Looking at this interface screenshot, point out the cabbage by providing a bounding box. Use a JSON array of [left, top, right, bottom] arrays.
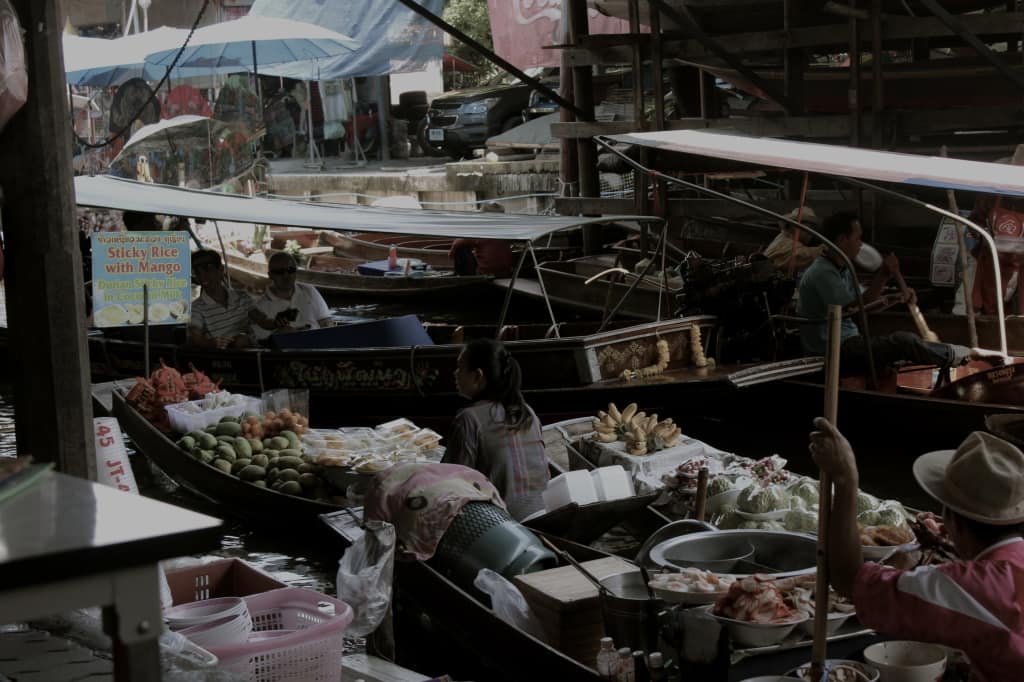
[[789, 495, 808, 511], [788, 478, 820, 507], [858, 509, 882, 526], [716, 505, 741, 529], [737, 484, 790, 513], [876, 502, 908, 527], [784, 509, 819, 533], [707, 476, 734, 498], [856, 492, 880, 513]]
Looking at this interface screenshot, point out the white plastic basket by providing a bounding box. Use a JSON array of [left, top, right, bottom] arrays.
[[165, 395, 263, 434], [205, 588, 353, 682]]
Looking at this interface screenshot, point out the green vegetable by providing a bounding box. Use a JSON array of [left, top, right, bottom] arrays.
[[737, 484, 789, 513], [856, 491, 880, 514], [788, 478, 820, 507], [784, 509, 818, 533], [707, 476, 733, 498]]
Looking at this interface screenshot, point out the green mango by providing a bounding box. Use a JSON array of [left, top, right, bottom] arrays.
[[278, 480, 302, 496], [277, 468, 300, 482], [247, 438, 263, 454], [231, 458, 252, 475], [215, 444, 237, 463], [197, 433, 218, 450], [238, 465, 267, 482], [219, 415, 240, 424], [276, 456, 304, 470], [233, 438, 252, 458], [177, 436, 196, 451], [249, 479, 266, 488], [251, 454, 269, 469], [212, 458, 232, 474], [215, 421, 242, 437], [269, 436, 290, 451], [298, 472, 318, 490]]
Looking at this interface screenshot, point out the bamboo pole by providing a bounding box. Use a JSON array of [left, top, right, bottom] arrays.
[[810, 304, 842, 681]]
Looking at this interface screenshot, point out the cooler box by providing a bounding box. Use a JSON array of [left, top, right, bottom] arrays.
[[357, 259, 394, 277], [269, 315, 434, 350]]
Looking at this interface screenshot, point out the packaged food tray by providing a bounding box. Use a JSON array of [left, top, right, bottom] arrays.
[[165, 395, 263, 434], [205, 587, 353, 682]]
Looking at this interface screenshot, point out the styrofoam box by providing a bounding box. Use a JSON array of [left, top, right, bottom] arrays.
[[591, 466, 634, 502], [165, 395, 263, 435], [543, 470, 598, 511]]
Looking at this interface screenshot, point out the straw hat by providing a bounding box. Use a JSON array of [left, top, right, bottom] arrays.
[[779, 206, 819, 229], [913, 431, 1024, 525]]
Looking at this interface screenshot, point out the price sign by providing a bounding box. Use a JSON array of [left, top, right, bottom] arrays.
[[93, 417, 139, 494]]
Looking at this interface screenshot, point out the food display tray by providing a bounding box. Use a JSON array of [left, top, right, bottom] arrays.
[[730, 617, 875, 664]]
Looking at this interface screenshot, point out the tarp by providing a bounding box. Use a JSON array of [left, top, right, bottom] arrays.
[[605, 130, 1024, 198], [74, 175, 653, 241], [247, 0, 443, 79]]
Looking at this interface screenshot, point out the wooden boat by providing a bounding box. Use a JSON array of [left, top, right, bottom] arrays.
[[868, 310, 1024, 356], [320, 230, 454, 268], [111, 390, 345, 528], [224, 250, 493, 299], [84, 316, 817, 435], [494, 255, 681, 321]]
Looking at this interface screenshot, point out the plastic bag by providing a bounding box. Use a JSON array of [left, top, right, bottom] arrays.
[[473, 568, 547, 642], [336, 519, 396, 637], [0, 0, 25, 134], [261, 388, 309, 417]]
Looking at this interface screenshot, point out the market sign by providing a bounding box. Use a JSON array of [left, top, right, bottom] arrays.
[[91, 231, 191, 327]]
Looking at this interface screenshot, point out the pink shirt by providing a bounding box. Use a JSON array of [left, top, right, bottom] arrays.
[[852, 537, 1024, 682]]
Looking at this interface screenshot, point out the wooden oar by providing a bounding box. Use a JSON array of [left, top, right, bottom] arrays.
[[894, 271, 939, 343], [810, 304, 842, 682]]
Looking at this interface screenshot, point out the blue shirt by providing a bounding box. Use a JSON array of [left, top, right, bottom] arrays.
[[797, 256, 860, 355]]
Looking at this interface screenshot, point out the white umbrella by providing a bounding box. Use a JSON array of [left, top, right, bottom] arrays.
[[143, 16, 360, 73]]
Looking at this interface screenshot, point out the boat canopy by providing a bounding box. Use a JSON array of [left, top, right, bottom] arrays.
[[604, 130, 1024, 197], [74, 175, 654, 241]]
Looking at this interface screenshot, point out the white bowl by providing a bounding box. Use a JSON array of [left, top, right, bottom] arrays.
[[164, 597, 248, 630], [178, 612, 253, 648], [787, 659, 880, 682], [797, 610, 855, 637], [863, 641, 947, 682], [707, 607, 808, 648], [651, 584, 730, 605]]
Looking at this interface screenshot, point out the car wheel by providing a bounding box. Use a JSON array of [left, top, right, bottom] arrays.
[[416, 120, 447, 158]]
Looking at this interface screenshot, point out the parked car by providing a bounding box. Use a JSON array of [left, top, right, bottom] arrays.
[[422, 68, 555, 159], [522, 77, 561, 122]]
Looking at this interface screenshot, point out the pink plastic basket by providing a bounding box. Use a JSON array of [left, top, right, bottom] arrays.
[[204, 588, 353, 681]]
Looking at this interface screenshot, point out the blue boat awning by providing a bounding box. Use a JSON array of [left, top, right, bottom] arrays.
[[604, 130, 1024, 198], [74, 175, 654, 242]]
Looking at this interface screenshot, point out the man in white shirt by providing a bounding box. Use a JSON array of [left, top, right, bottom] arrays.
[[250, 252, 332, 343]]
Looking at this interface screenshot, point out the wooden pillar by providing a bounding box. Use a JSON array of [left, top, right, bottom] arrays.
[[783, 0, 805, 115], [0, 0, 95, 477], [566, 0, 600, 253], [629, 0, 649, 256]]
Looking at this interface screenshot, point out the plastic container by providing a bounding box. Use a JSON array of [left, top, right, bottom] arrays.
[[179, 612, 253, 648], [375, 417, 418, 437], [862, 641, 947, 682], [591, 466, 634, 502], [163, 558, 286, 605], [543, 470, 599, 510], [164, 596, 250, 631], [165, 395, 263, 434], [205, 587, 354, 682]]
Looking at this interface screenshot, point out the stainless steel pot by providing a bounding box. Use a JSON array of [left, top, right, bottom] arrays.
[[647, 529, 818, 578]]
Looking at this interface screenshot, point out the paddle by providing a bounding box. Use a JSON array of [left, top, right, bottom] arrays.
[[894, 270, 939, 343], [810, 304, 842, 682]]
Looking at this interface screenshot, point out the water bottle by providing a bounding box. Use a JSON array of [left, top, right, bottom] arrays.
[[647, 652, 667, 682], [388, 244, 398, 270], [616, 647, 635, 682], [596, 637, 618, 680], [632, 651, 648, 682]]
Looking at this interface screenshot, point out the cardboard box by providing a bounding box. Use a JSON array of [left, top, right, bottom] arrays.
[[513, 556, 635, 665]]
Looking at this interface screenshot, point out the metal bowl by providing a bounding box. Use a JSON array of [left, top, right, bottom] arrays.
[[705, 606, 808, 648], [647, 530, 818, 578]]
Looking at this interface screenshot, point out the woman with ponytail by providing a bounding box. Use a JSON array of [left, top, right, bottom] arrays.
[[443, 338, 550, 520]]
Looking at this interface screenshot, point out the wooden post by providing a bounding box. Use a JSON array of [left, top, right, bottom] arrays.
[[810, 304, 842, 681], [0, 0, 95, 477], [565, 0, 600, 253], [559, 20, 579, 202], [784, 0, 805, 116]]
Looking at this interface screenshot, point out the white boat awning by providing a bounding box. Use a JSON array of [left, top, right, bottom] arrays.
[[74, 175, 653, 242], [605, 130, 1024, 197]]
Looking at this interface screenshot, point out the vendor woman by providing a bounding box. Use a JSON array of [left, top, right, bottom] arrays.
[[442, 338, 549, 521], [810, 418, 1024, 681]]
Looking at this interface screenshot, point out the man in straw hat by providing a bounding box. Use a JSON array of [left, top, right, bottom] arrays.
[[811, 418, 1024, 681], [762, 205, 824, 273]]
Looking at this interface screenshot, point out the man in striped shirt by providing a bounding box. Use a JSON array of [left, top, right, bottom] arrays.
[[811, 419, 1024, 682], [188, 250, 254, 349]]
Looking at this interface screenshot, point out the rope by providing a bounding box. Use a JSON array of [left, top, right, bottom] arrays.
[[75, 0, 211, 149]]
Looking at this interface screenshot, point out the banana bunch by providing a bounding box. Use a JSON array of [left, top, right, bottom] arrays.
[[593, 402, 641, 442], [620, 339, 672, 382], [690, 326, 708, 369], [648, 418, 682, 451]]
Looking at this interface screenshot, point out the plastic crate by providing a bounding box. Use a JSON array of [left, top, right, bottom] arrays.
[[164, 558, 287, 605], [205, 588, 353, 682], [164, 395, 263, 435]]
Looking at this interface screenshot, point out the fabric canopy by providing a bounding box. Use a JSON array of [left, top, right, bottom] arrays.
[[63, 27, 222, 86], [606, 130, 1024, 198], [248, 0, 443, 79], [74, 175, 652, 241]]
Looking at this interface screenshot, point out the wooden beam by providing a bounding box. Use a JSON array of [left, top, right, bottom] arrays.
[[559, 13, 1024, 63], [1, 0, 95, 477]]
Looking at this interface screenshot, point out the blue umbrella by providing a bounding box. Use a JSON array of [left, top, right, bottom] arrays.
[[143, 16, 360, 75]]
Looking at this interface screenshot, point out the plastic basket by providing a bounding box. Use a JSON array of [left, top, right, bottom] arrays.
[[205, 588, 353, 682], [165, 395, 263, 434], [164, 558, 287, 605]]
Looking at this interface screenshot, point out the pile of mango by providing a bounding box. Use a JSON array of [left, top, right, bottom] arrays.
[[176, 415, 341, 504]]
